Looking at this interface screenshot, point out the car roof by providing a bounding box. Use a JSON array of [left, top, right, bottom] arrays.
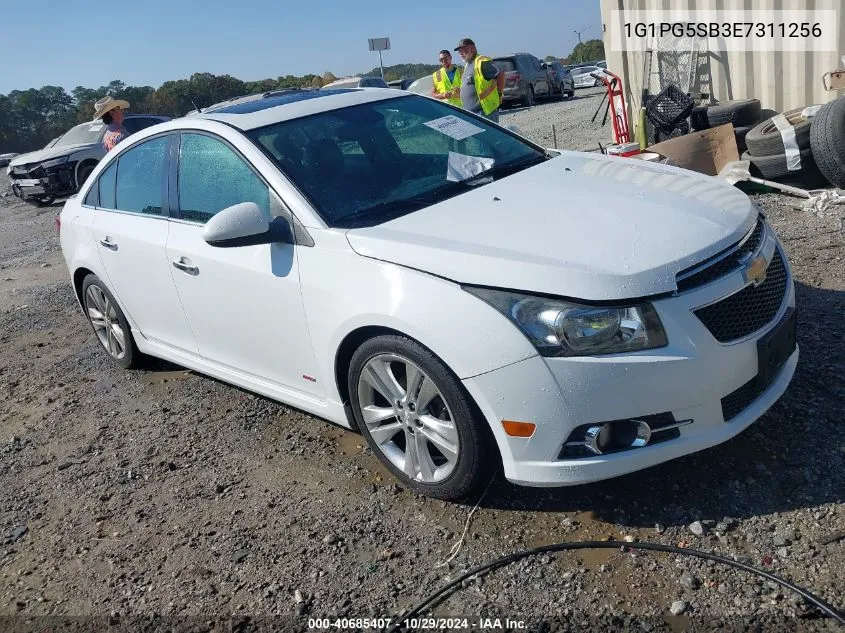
[[197, 89, 307, 115], [194, 88, 409, 131]]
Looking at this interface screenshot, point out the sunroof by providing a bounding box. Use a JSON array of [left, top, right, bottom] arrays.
[[211, 89, 360, 114]]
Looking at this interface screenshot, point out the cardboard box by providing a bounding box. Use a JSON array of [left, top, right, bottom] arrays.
[[647, 123, 739, 176]]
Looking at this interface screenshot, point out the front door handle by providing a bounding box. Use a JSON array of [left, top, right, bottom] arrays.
[[172, 258, 199, 275], [99, 237, 118, 250]]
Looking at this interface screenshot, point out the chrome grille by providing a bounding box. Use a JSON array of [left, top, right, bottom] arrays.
[[694, 249, 788, 343], [676, 217, 766, 293]]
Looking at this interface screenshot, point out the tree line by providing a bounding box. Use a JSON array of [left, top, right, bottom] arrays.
[[0, 39, 603, 155], [0, 67, 435, 155]]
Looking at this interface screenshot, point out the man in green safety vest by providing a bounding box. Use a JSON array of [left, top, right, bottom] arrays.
[[430, 49, 463, 107], [454, 37, 504, 123]]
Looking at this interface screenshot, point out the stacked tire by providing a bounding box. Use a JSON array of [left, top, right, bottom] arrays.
[[690, 99, 762, 152], [809, 97, 845, 188], [742, 107, 827, 188]]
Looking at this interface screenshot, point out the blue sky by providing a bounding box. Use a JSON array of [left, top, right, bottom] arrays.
[[0, 0, 602, 95]]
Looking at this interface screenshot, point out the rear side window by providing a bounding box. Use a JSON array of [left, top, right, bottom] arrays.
[[114, 136, 169, 215], [97, 162, 117, 208], [493, 58, 516, 72], [177, 133, 270, 224]]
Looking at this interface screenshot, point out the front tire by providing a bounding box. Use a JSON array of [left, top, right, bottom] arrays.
[[81, 274, 140, 369], [75, 161, 97, 191], [348, 335, 495, 501]]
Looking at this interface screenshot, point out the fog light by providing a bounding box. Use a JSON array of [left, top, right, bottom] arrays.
[[584, 424, 611, 455], [613, 419, 652, 448], [559, 413, 691, 460]]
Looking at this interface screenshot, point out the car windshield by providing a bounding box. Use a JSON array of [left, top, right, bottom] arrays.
[[247, 95, 548, 228], [572, 67, 597, 76], [54, 122, 107, 147]]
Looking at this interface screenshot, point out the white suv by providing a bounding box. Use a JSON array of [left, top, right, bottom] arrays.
[[59, 89, 797, 500]]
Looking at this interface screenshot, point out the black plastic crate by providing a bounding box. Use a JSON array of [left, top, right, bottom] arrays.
[[646, 85, 695, 130]]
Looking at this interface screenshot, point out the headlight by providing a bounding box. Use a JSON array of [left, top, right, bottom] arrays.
[[464, 287, 667, 357], [42, 156, 69, 169]]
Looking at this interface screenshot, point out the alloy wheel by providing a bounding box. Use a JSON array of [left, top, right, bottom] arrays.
[[356, 353, 460, 483], [85, 285, 126, 360]]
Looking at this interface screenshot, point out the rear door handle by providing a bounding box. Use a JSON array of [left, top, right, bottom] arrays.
[[99, 237, 118, 250], [172, 258, 199, 275]]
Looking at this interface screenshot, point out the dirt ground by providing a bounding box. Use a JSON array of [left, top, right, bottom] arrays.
[[1, 130, 843, 633]]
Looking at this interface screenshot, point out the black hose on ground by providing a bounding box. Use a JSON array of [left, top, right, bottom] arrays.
[[386, 540, 845, 632]]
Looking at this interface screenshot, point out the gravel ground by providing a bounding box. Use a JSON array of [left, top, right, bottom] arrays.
[[500, 87, 611, 151], [1, 94, 844, 633]]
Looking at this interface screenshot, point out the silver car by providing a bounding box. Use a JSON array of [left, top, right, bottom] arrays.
[[571, 66, 602, 89]]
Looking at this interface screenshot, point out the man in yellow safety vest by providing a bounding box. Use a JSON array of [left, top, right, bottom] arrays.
[[430, 50, 463, 107], [454, 38, 504, 123]]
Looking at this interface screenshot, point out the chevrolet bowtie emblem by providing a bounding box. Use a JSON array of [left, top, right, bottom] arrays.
[[744, 255, 769, 286]]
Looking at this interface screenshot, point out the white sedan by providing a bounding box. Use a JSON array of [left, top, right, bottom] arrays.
[[59, 88, 797, 500], [571, 66, 603, 88]]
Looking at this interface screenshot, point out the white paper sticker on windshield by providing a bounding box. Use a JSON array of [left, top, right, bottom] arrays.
[[424, 115, 484, 140], [89, 124, 104, 132], [446, 151, 495, 182]]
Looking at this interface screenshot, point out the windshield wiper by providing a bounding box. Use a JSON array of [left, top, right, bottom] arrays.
[[334, 181, 468, 228]]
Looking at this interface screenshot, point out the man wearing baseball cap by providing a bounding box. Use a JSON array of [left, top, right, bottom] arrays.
[[93, 96, 131, 151], [454, 38, 504, 122]]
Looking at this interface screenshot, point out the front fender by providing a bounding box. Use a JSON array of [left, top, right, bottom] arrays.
[[297, 231, 538, 403]]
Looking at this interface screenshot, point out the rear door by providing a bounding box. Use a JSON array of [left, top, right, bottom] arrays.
[[90, 134, 199, 354]]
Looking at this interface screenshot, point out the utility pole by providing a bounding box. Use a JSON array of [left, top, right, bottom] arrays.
[[573, 26, 591, 63]]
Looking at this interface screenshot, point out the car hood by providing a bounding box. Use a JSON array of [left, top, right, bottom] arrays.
[[9, 143, 96, 167], [345, 152, 757, 301]]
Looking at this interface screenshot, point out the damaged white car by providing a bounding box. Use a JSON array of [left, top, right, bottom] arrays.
[[58, 89, 797, 500], [8, 115, 168, 205]]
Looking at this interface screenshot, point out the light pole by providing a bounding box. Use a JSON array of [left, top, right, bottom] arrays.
[[573, 26, 591, 62]]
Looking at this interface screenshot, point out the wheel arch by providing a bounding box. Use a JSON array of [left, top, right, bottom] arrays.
[[333, 326, 493, 444], [74, 158, 100, 191], [72, 266, 96, 309]]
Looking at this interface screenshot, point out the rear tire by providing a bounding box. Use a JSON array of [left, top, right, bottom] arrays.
[[348, 335, 496, 501], [523, 85, 535, 108], [81, 274, 141, 369]]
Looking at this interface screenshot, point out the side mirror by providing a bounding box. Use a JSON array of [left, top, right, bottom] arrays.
[[203, 202, 293, 248]]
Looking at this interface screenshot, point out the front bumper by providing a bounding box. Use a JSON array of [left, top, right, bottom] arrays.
[[10, 163, 77, 200], [462, 241, 798, 487]]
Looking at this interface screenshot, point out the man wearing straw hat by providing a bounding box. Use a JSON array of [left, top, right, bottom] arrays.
[[93, 96, 131, 152]]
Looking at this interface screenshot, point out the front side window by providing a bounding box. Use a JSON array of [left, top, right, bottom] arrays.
[[177, 133, 270, 224], [248, 95, 547, 228], [114, 136, 169, 215]]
